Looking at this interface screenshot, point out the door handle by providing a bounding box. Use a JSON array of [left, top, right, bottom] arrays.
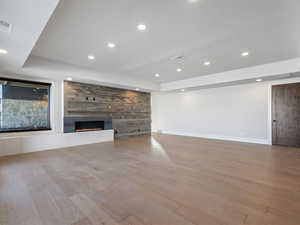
[[273, 120, 277, 122]]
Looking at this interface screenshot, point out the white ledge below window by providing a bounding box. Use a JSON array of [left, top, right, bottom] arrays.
[[0, 129, 114, 157]]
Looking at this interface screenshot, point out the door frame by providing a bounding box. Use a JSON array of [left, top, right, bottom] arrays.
[[267, 77, 300, 145]]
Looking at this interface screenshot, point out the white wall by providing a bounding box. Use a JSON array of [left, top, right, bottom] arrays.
[[153, 82, 266, 144], [153, 78, 300, 144]]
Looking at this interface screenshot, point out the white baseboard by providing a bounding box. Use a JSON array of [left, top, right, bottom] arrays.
[[0, 130, 114, 157], [156, 130, 269, 145]]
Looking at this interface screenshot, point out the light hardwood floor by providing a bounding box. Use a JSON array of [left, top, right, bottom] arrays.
[[1, 134, 300, 225]]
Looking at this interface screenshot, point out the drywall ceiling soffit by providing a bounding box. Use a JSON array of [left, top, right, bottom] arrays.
[[0, 0, 59, 69]]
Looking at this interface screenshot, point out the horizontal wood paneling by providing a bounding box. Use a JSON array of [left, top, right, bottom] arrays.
[[64, 81, 151, 138]]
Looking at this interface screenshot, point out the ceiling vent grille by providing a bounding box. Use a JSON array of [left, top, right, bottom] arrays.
[[170, 55, 185, 61], [0, 20, 13, 33]]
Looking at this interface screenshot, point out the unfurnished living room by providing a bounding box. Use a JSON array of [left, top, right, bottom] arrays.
[[1, 0, 300, 225]]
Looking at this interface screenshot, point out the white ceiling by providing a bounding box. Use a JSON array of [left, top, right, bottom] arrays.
[[28, 0, 300, 83], [0, 0, 299, 92], [0, 0, 59, 69]]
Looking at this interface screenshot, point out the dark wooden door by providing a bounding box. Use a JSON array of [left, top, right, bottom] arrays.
[[272, 83, 300, 147]]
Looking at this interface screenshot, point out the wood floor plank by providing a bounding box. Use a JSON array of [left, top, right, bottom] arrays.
[[1, 134, 300, 225], [120, 216, 148, 225], [70, 194, 121, 225], [0, 157, 44, 225], [30, 184, 84, 225], [71, 218, 93, 225]]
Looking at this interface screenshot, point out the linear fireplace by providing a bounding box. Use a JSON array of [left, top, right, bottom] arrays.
[[75, 121, 104, 132], [64, 116, 112, 133]]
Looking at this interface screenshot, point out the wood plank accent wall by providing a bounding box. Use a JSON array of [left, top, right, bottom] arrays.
[[64, 81, 151, 138]]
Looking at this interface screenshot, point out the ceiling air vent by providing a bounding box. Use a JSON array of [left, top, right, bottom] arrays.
[[170, 55, 185, 61], [0, 20, 13, 33]]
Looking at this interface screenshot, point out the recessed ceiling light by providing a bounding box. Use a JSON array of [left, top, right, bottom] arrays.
[[88, 55, 95, 60], [176, 68, 182, 72], [155, 73, 160, 77], [135, 88, 140, 91], [0, 49, 8, 54], [241, 52, 249, 57], [67, 77, 73, 81], [181, 89, 185, 92], [256, 79, 263, 82], [188, 0, 199, 3], [137, 24, 147, 31], [107, 42, 116, 48], [204, 61, 211, 66]]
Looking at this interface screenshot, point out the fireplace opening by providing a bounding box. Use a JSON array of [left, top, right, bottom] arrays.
[[75, 121, 104, 132]]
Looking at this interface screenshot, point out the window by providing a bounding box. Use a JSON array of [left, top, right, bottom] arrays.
[[0, 78, 51, 133]]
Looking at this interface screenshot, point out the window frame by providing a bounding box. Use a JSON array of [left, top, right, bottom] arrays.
[[0, 77, 52, 133]]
